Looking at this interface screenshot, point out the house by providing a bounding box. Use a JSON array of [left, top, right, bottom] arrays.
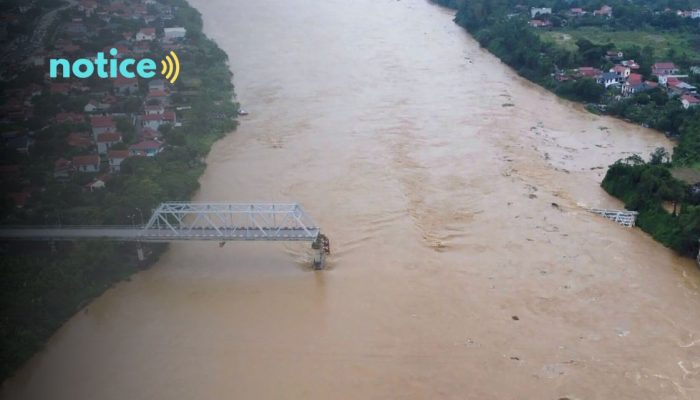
[[136, 27, 156, 41], [141, 111, 176, 130], [163, 27, 186, 41], [84, 99, 109, 113], [72, 154, 100, 172], [611, 65, 631, 78], [569, 8, 586, 17], [528, 19, 552, 28], [66, 132, 93, 148], [594, 5, 613, 17], [682, 94, 700, 109], [621, 60, 640, 70], [141, 127, 162, 141], [129, 140, 164, 157], [96, 132, 122, 154], [54, 158, 72, 179], [84, 100, 98, 113], [90, 115, 116, 139], [622, 74, 643, 96], [667, 78, 697, 96], [107, 150, 130, 172], [113, 75, 139, 95], [146, 89, 169, 105], [598, 72, 622, 88], [530, 7, 551, 18], [606, 51, 624, 61], [145, 104, 165, 115], [85, 176, 108, 191], [577, 67, 602, 78], [652, 62, 679, 76], [148, 79, 166, 92]]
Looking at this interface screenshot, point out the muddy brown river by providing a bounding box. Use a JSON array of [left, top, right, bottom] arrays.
[[4, 1, 700, 399]]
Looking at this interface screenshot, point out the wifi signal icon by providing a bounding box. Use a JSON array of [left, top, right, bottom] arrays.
[[160, 51, 180, 84]]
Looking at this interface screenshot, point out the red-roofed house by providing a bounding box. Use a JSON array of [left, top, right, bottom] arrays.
[[108, 150, 130, 172], [113, 75, 139, 95], [96, 132, 122, 154], [682, 95, 700, 109], [628, 73, 643, 86], [67, 132, 92, 148], [141, 127, 162, 141], [528, 19, 552, 28], [136, 27, 156, 41], [577, 67, 602, 78], [91, 115, 116, 138], [652, 62, 679, 76], [146, 90, 169, 105], [129, 140, 164, 157], [72, 154, 100, 172], [594, 5, 613, 17]]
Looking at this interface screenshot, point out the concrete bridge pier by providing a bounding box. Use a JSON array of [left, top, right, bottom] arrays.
[[312, 234, 330, 270], [136, 242, 145, 262]]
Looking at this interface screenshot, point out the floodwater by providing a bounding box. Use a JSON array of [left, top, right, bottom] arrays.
[[4, 1, 700, 399]]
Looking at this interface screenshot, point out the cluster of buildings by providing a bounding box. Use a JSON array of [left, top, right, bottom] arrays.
[[560, 53, 700, 108], [0, 0, 189, 207], [528, 5, 613, 27]]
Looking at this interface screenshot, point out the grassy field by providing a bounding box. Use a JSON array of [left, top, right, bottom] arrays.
[[539, 27, 700, 58]]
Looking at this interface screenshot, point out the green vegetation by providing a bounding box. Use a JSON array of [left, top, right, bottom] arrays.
[[540, 28, 699, 58], [0, 0, 237, 381]]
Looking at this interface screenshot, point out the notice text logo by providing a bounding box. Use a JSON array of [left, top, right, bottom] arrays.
[[49, 48, 181, 83]]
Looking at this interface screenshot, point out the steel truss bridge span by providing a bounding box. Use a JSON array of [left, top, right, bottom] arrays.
[[0, 203, 321, 242], [0, 202, 329, 268]]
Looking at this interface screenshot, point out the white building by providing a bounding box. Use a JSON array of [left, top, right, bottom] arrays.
[[164, 27, 186, 40], [531, 7, 552, 18]]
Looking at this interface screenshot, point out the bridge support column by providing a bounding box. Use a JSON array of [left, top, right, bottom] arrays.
[[312, 234, 330, 270], [136, 242, 144, 262]]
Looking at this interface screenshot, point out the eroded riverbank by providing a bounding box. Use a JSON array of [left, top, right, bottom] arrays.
[[3, 1, 700, 399]]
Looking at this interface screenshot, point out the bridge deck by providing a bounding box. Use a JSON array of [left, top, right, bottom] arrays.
[[0, 227, 320, 242]]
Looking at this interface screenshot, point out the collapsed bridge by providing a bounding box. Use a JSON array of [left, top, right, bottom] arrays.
[[0, 202, 330, 269]]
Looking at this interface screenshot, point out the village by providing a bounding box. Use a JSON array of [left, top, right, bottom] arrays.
[[526, 5, 700, 111], [0, 0, 193, 209]]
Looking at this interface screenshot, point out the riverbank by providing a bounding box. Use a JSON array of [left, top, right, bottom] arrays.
[[434, 0, 700, 258], [0, 0, 238, 382]]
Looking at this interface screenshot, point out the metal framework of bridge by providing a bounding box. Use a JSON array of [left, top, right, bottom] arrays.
[[589, 208, 639, 227], [0, 202, 330, 268]]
